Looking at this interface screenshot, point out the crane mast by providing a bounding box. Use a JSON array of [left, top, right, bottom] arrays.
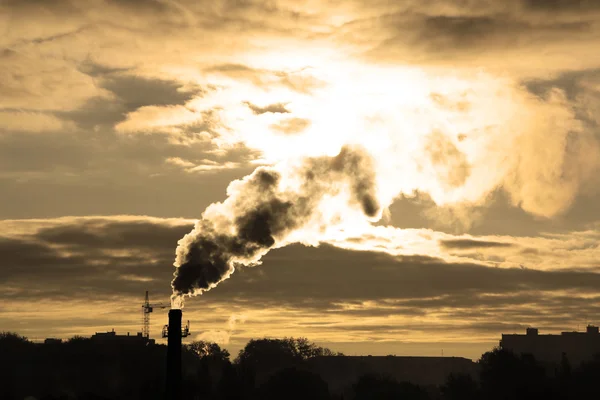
[[141, 290, 168, 339]]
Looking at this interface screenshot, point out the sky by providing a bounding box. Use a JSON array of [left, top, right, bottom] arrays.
[[1, 0, 600, 360]]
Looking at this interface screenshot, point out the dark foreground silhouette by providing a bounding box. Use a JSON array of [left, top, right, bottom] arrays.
[[2, 332, 600, 400]]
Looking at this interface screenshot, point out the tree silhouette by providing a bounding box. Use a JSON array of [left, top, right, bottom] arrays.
[[235, 337, 300, 386], [441, 373, 480, 400], [236, 337, 340, 366], [187, 340, 230, 362], [0, 332, 34, 400], [234, 337, 342, 386], [0, 331, 30, 345], [9, 331, 600, 400], [479, 347, 549, 400], [291, 337, 344, 359], [216, 362, 247, 400], [259, 367, 330, 400], [352, 374, 430, 400], [572, 353, 600, 398]]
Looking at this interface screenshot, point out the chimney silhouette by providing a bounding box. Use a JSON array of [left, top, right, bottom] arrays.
[[165, 309, 182, 400]]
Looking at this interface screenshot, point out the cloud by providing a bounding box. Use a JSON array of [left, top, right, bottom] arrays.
[[165, 157, 243, 173], [1, 215, 598, 304], [0, 49, 107, 111], [439, 239, 515, 250], [55, 67, 210, 131], [205, 64, 326, 94], [0, 124, 260, 219], [325, 225, 600, 272], [0, 111, 73, 133], [2, 0, 598, 227], [1, 216, 600, 354], [424, 131, 471, 189], [165, 157, 197, 169], [114, 105, 202, 134], [2, 0, 600, 358], [244, 101, 290, 115], [0, 216, 194, 304], [270, 117, 311, 134], [187, 160, 242, 173], [33, 216, 194, 251], [417, 14, 591, 51], [522, 0, 600, 12], [99, 73, 204, 111], [336, 1, 600, 73]]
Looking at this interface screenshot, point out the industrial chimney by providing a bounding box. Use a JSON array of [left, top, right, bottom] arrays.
[[165, 309, 182, 400]]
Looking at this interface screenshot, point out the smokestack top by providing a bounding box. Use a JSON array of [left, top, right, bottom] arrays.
[[169, 308, 182, 317]]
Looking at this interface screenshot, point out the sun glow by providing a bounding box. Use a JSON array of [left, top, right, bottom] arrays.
[[180, 54, 585, 221], [169, 48, 595, 302]]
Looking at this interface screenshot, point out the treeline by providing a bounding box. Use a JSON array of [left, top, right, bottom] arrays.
[[0, 333, 341, 400], [2, 332, 600, 400]]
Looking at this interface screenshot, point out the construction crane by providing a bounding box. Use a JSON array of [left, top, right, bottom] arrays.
[[141, 291, 168, 339]]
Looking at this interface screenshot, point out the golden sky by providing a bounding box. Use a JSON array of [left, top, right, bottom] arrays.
[[1, 0, 600, 360]]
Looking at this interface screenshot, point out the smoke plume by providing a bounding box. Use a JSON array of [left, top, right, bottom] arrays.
[[170, 67, 600, 306], [171, 145, 379, 304]]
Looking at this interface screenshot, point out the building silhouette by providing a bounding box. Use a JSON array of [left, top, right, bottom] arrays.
[[500, 325, 600, 365], [91, 329, 156, 345]]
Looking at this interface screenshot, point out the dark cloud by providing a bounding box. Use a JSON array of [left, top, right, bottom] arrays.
[[244, 101, 290, 115], [1, 0, 81, 16], [219, 244, 600, 304], [329, 321, 529, 335], [522, 0, 600, 11], [420, 14, 591, 49], [523, 68, 600, 128], [384, 188, 600, 237], [0, 221, 589, 305], [0, 236, 76, 271], [100, 75, 203, 111], [440, 239, 514, 250], [61, 67, 207, 129], [105, 0, 171, 13], [23, 26, 89, 45], [2, 217, 600, 343], [421, 15, 513, 48], [356, 4, 596, 65], [524, 68, 600, 101], [0, 225, 175, 301], [36, 219, 193, 251], [78, 61, 131, 78]]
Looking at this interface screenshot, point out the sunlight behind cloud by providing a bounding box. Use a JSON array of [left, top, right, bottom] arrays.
[[167, 51, 598, 303], [172, 57, 595, 220]]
